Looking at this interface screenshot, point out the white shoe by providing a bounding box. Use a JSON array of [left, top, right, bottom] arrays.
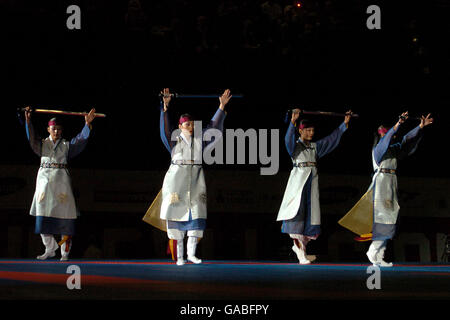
[[375, 246, 393, 267], [37, 250, 56, 260], [299, 259, 310, 265], [292, 245, 310, 265], [60, 255, 69, 261], [37, 237, 59, 260], [366, 242, 381, 265], [176, 259, 186, 266], [378, 260, 393, 267], [187, 255, 202, 264], [366, 251, 378, 265], [373, 241, 392, 267], [306, 255, 317, 262]]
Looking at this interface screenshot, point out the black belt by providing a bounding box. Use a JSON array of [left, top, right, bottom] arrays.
[[293, 162, 317, 168], [40, 163, 68, 169]]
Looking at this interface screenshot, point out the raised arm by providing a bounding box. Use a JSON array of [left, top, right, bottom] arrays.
[[315, 110, 352, 158], [373, 111, 407, 164], [68, 108, 96, 159], [315, 122, 347, 158], [284, 108, 300, 157], [203, 89, 231, 150], [285, 122, 297, 157], [206, 108, 226, 130], [398, 113, 433, 157], [373, 127, 396, 164], [206, 89, 231, 131], [160, 88, 175, 153], [24, 107, 42, 157]]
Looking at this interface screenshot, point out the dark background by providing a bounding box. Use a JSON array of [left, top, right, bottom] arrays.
[[0, 0, 449, 262]]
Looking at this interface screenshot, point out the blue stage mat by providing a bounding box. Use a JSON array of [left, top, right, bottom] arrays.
[[1, 259, 449, 300]]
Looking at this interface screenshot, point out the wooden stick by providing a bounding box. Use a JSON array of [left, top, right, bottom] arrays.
[[18, 107, 106, 118]]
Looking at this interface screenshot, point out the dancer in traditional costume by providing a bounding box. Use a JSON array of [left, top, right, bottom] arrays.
[[339, 111, 434, 266], [277, 109, 352, 264], [159, 88, 231, 265], [24, 107, 96, 261]]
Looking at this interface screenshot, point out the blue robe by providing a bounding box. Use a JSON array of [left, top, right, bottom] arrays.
[[371, 125, 423, 240], [25, 122, 90, 235], [160, 104, 226, 230], [279, 122, 347, 236]]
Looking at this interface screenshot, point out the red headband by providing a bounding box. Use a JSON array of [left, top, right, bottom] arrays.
[[179, 116, 192, 125], [378, 127, 389, 135], [48, 120, 56, 127], [299, 123, 314, 130]]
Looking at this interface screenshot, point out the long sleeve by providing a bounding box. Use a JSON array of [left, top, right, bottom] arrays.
[[25, 121, 42, 157], [206, 108, 226, 131], [160, 103, 174, 153], [396, 125, 423, 159], [315, 122, 348, 158], [373, 125, 399, 165], [68, 124, 91, 159], [285, 122, 297, 157], [203, 108, 226, 148]]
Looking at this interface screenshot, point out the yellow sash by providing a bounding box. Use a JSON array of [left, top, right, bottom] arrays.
[[338, 189, 374, 237], [142, 190, 167, 232]]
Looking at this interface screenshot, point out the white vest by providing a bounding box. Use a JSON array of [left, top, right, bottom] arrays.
[[276, 141, 321, 225], [30, 137, 78, 219], [160, 133, 207, 221], [371, 149, 400, 225]]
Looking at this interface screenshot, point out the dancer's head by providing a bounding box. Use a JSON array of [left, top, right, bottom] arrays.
[[377, 125, 389, 137], [47, 118, 63, 141], [178, 113, 194, 137], [298, 119, 315, 142], [373, 124, 395, 148]]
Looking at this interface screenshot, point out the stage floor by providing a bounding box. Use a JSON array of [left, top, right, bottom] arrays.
[[1, 259, 449, 300]]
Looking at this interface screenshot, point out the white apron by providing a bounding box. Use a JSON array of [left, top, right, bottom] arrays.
[[160, 133, 207, 221], [30, 138, 78, 220], [277, 142, 320, 225], [372, 151, 400, 225]]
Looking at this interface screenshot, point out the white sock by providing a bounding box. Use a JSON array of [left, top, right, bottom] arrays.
[[187, 236, 202, 264], [176, 240, 185, 265], [367, 240, 385, 264]]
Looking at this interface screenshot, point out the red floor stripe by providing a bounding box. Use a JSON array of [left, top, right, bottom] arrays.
[[408, 272, 450, 276]]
